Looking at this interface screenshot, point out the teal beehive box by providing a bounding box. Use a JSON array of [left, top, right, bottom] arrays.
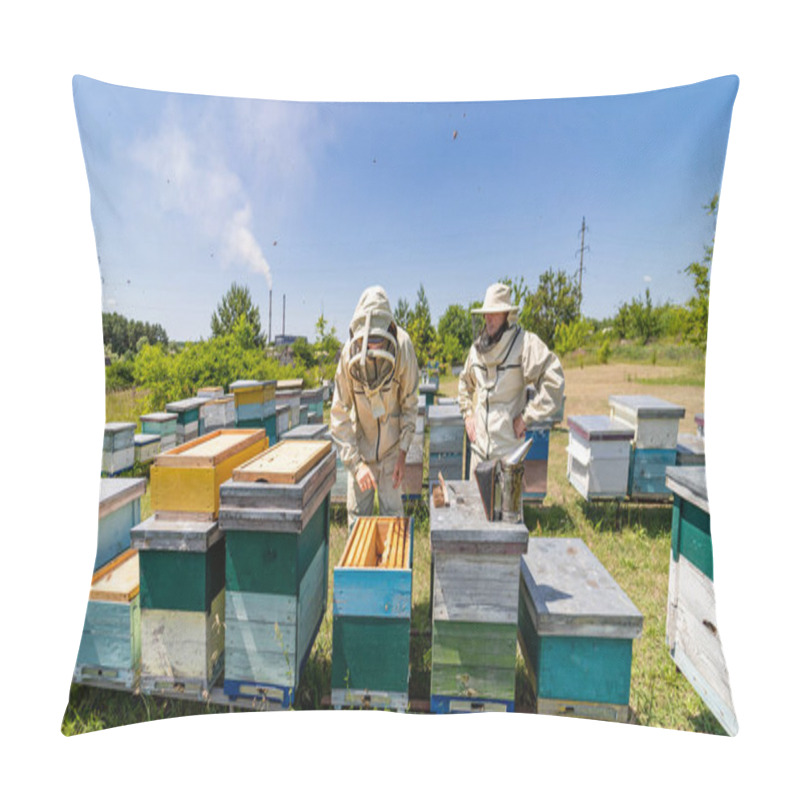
[[518, 537, 643, 722], [97, 477, 146, 571]]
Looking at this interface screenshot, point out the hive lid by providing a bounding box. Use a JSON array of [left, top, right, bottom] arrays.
[[567, 415, 635, 441], [153, 428, 265, 468], [232, 439, 332, 484], [428, 405, 463, 424], [608, 395, 685, 419], [134, 433, 161, 445], [280, 424, 329, 441], [521, 538, 643, 638], [104, 421, 136, 434], [131, 515, 221, 551], [665, 465, 708, 511], [99, 477, 146, 518], [165, 397, 208, 413], [140, 411, 178, 422]]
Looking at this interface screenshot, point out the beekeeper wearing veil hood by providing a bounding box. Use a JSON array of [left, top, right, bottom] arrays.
[[330, 286, 419, 530], [459, 282, 565, 471]]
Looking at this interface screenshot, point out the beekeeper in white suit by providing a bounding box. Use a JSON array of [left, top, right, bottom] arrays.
[[330, 286, 419, 530], [458, 282, 565, 471]]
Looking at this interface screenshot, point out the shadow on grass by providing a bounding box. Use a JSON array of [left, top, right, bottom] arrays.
[[688, 706, 728, 736], [524, 504, 577, 535], [581, 501, 672, 537]]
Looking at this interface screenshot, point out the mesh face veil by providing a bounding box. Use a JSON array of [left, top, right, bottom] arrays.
[[347, 307, 398, 393]]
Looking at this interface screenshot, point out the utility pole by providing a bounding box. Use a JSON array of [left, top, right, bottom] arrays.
[[576, 217, 589, 313]]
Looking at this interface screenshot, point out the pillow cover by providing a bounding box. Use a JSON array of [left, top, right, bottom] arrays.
[[65, 74, 738, 735]]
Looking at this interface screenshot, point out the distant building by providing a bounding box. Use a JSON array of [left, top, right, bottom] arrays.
[[273, 334, 298, 347]]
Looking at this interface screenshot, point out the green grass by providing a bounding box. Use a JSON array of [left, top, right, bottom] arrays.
[[68, 360, 724, 735]]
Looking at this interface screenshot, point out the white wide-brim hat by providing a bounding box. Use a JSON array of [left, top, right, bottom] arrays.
[[471, 282, 519, 315]]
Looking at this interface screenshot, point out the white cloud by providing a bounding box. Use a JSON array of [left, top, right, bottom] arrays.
[[643, 275, 652, 283]]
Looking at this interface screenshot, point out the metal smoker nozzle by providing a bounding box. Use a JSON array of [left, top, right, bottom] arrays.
[[503, 436, 534, 466]]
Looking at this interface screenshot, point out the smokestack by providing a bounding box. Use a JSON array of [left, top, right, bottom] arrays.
[[268, 290, 272, 345], [282, 294, 286, 338]]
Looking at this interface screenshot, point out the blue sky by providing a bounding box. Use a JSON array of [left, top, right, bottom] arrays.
[[74, 75, 737, 343]]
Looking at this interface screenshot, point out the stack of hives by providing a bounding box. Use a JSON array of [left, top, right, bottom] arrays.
[[231, 379, 277, 444], [428, 404, 466, 484], [419, 374, 437, 409], [402, 417, 424, 500], [518, 538, 643, 722], [102, 422, 136, 475], [73, 477, 146, 689], [566, 415, 635, 500], [197, 386, 236, 434], [665, 465, 737, 735], [609, 395, 685, 500], [131, 428, 267, 699], [219, 439, 335, 707], [301, 387, 324, 425], [276, 381, 302, 429], [165, 397, 207, 443], [140, 411, 178, 452], [332, 516, 413, 711], [429, 480, 528, 713]]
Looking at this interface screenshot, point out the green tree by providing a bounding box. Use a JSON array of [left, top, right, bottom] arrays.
[[102, 311, 168, 357], [393, 297, 411, 329], [407, 284, 437, 366], [519, 268, 582, 349], [436, 303, 473, 365], [210, 282, 266, 348], [553, 316, 592, 356], [684, 194, 718, 352]]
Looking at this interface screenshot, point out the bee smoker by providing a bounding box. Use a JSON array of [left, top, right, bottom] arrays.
[[474, 437, 533, 524]]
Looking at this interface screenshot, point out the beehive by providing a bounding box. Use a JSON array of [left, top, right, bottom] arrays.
[[197, 386, 224, 399], [518, 538, 643, 722], [149, 429, 267, 518], [429, 480, 528, 713], [166, 397, 207, 442], [428, 404, 465, 482], [140, 412, 178, 452], [676, 433, 705, 466], [332, 516, 413, 711], [74, 549, 141, 690], [301, 387, 324, 424], [131, 516, 225, 698], [231, 380, 277, 438], [102, 422, 136, 475], [97, 477, 146, 571], [566, 415, 634, 500], [199, 394, 236, 433], [276, 403, 291, 440], [523, 423, 551, 502], [419, 380, 437, 408], [665, 466, 737, 736], [134, 432, 161, 464], [402, 434, 424, 500], [219, 445, 335, 707], [276, 387, 302, 428]]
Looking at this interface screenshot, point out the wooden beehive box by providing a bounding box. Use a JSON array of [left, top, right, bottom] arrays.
[[429, 480, 528, 713], [628, 446, 677, 500], [199, 394, 236, 433], [97, 477, 146, 571], [332, 516, 413, 711], [301, 387, 324, 423], [523, 423, 551, 503], [428, 404, 465, 481], [566, 415, 634, 500], [102, 422, 136, 475], [519, 538, 643, 722], [219, 449, 336, 707], [608, 394, 685, 449], [131, 516, 225, 698], [134, 432, 161, 464], [140, 411, 178, 452], [149, 428, 266, 518], [676, 432, 705, 466], [665, 466, 737, 736], [197, 386, 224, 398], [276, 388, 302, 428], [280, 423, 329, 441], [420, 381, 437, 407], [402, 434, 424, 500], [166, 397, 207, 442], [74, 548, 141, 690], [275, 403, 291, 440]]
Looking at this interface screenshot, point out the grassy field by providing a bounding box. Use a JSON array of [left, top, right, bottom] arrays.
[[64, 355, 723, 735]]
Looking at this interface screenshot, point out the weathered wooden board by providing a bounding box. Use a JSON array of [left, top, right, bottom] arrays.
[[232, 439, 331, 484], [131, 515, 222, 552], [666, 465, 710, 514], [99, 477, 146, 520]]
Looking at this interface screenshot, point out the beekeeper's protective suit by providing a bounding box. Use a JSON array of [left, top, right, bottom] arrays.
[[330, 286, 419, 529], [458, 283, 565, 470]]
